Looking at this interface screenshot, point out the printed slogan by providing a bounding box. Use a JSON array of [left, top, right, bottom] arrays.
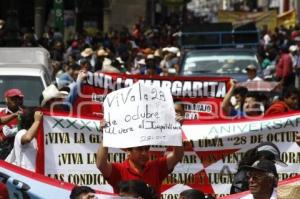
[[39, 112, 300, 197]]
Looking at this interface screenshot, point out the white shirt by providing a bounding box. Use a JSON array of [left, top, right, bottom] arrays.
[[247, 76, 263, 82], [240, 189, 277, 199], [5, 129, 37, 172]]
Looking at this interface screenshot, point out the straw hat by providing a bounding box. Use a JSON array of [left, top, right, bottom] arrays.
[[40, 84, 68, 107], [81, 48, 94, 57], [101, 58, 120, 73], [97, 49, 108, 57]]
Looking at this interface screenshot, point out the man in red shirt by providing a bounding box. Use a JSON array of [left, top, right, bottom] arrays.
[[0, 88, 24, 199], [0, 88, 24, 159], [265, 87, 299, 115], [276, 45, 294, 89], [96, 143, 184, 197]]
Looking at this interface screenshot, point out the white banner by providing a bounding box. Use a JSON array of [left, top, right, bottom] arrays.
[[103, 82, 182, 148], [41, 112, 300, 198]]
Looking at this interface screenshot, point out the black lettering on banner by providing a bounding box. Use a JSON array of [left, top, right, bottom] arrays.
[[48, 173, 65, 181], [221, 152, 244, 164], [58, 153, 83, 165], [45, 132, 70, 145], [277, 173, 298, 181], [266, 131, 297, 142], [164, 173, 196, 184], [232, 136, 247, 145], [208, 172, 234, 184], [196, 138, 223, 148], [74, 133, 85, 143], [180, 154, 197, 164], [89, 134, 101, 143], [161, 194, 180, 199], [281, 152, 300, 164], [67, 173, 108, 185]]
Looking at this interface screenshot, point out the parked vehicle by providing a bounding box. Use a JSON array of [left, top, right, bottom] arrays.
[[179, 22, 261, 82], [180, 48, 261, 82], [0, 48, 52, 107]]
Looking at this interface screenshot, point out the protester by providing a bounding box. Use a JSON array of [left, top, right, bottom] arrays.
[[70, 186, 96, 199], [40, 84, 69, 110], [245, 64, 262, 82], [179, 189, 206, 199], [5, 108, 43, 171], [118, 180, 157, 199], [240, 159, 278, 199], [0, 88, 24, 159], [276, 44, 294, 89], [96, 140, 184, 197], [265, 86, 299, 115], [222, 79, 248, 117], [57, 63, 81, 88], [230, 142, 285, 194]]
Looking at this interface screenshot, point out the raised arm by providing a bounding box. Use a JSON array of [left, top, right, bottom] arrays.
[[96, 142, 112, 178], [21, 111, 43, 145], [0, 111, 20, 124], [221, 79, 236, 116], [96, 120, 112, 178], [166, 145, 184, 171]]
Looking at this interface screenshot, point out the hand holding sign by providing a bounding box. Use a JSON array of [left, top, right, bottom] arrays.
[[103, 81, 182, 148]]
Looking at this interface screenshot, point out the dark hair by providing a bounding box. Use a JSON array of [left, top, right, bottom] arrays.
[[70, 186, 95, 199], [233, 87, 248, 97], [283, 86, 299, 99], [245, 92, 261, 101], [118, 180, 157, 199], [69, 63, 80, 70], [19, 107, 37, 130], [179, 189, 206, 199]]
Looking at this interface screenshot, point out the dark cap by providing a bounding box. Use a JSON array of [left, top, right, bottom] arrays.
[[4, 88, 24, 98], [256, 142, 287, 166], [242, 159, 278, 177]]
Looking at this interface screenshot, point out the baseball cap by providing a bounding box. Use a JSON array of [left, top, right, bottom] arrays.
[[4, 88, 24, 98], [256, 142, 287, 167], [242, 159, 278, 178], [246, 64, 257, 71]]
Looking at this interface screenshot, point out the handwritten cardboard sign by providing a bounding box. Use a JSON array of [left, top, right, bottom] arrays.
[[103, 82, 182, 148]]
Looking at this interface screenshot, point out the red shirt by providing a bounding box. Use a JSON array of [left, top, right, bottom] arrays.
[[276, 53, 293, 78], [0, 108, 18, 140], [265, 101, 290, 116], [107, 157, 170, 196]]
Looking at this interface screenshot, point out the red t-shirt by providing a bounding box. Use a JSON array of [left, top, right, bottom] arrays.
[[107, 157, 170, 196]]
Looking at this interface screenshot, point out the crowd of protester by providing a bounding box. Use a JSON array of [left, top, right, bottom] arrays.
[[2, 15, 300, 198]]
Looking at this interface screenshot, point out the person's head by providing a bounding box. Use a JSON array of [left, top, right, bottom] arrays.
[[174, 100, 185, 117], [68, 63, 81, 80], [40, 84, 69, 109], [243, 160, 278, 197], [243, 92, 263, 116], [19, 107, 37, 130], [4, 88, 24, 112], [283, 87, 299, 110], [245, 65, 258, 80], [118, 180, 156, 199], [126, 146, 151, 168], [179, 189, 205, 199], [233, 87, 248, 105], [70, 186, 95, 199], [79, 58, 90, 72]]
